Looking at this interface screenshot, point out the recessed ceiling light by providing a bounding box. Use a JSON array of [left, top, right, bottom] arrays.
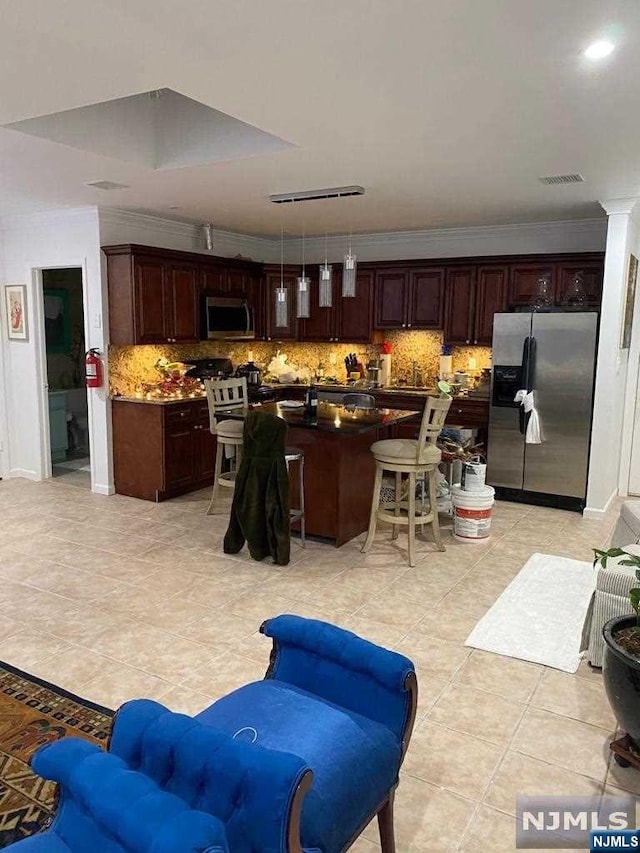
[[584, 40, 615, 60]]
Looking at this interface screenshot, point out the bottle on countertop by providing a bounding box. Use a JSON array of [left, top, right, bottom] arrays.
[[305, 383, 318, 421]]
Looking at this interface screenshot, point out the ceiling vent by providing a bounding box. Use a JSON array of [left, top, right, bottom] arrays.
[[269, 185, 365, 204], [538, 174, 585, 185], [86, 180, 130, 191]]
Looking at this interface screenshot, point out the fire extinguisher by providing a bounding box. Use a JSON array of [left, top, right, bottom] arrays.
[[85, 349, 103, 389]]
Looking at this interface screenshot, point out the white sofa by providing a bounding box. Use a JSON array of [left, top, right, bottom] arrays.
[[586, 501, 640, 667]]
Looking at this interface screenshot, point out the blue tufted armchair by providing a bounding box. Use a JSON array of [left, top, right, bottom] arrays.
[[8, 615, 417, 853], [5, 736, 229, 853], [195, 614, 418, 852]]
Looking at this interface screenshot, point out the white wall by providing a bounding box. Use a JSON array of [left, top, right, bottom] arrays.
[[100, 209, 607, 265], [618, 208, 640, 497], [99, 208, 277, 262], [585, 199, 639, 517], [0, 207, 112, 493], [294, 218, 607, 263], [0, 236, 8, 480]]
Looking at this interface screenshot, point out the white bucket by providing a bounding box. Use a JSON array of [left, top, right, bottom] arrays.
[[451, 484, 495, 542], [460, 457, 487, 492]]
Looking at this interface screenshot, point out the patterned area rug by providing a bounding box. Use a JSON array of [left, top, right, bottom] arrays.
[[0, 661, 113, 849]]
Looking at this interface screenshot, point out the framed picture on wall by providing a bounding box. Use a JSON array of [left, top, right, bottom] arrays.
[[621, 253, 638, 349], [43, 288, 71, 353], [4, 284, 28, 341]]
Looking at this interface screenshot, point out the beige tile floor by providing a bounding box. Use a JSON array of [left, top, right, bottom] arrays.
[[0, 476, 631, 851]]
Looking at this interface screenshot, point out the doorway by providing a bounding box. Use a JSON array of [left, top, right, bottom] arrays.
[[42, 268, 91, 488]]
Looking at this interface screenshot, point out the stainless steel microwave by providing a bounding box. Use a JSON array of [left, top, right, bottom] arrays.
[[202, 296, 255, 340]]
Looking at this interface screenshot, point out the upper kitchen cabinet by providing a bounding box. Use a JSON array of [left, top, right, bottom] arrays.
[[374, 269, 408, 329], [474, 265, 509, 344], [104, 244, 263, 345], [299, 266, 375, 343], [264, 265, 299, 341], [508, 261, 556, 307], [106, 248, 199, 345], [374, 266, 443, 330], [409, 268, 444, 329], [165, 262, 199, 342], [337, 269, 375, 341], [299, 267, 334, 342], [556, 262, 603, 308], [443, 266, 476, 344]]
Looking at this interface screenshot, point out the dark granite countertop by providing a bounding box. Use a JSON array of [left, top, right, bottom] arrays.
[[215, 401, 418, 435]]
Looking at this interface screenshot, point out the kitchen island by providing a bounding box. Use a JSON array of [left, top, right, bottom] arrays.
[[215, 401, 418, 546]]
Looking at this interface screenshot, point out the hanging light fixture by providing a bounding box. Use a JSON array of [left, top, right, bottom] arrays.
[[319, 232, 333, 307], [275, 225, 288, 328], [342, 228, 357, 298], [296, 229, 310, 319]]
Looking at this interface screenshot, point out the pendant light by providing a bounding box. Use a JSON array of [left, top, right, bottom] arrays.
[[319, 232, 333, 307], [342, 228, 357, 298], [296, 229, 310, 319], [275, 225, 288, 328]]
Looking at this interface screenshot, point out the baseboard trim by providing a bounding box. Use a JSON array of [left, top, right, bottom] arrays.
[[583, 490, 617, 520], [9, 468, 40, 481], [92, 482, 115, 496]]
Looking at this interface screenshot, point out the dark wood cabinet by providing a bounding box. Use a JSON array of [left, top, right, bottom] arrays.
[[166, 263, 199, 343], [556, 262, 603, 308], [474, 265, 509, 344], [337, 269, 375, 342], [105, 245, 263, 345], [300, 268, 334, 342], [509, 262, 556, 307], [134, 257, 167, 344], [106, 244, 604, 349], [374, 266, 443, 330], [444, 267, 476, 344], [112, 399, 216, 501], [201, 265, 226, 294], [265, 266, 299, 341], [374, 270, 408, 329], [409, 268, 444, 329]]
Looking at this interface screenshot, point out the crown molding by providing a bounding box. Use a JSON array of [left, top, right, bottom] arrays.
[[600, 198, 640, 216], [287, 217, 607, 262], [99, 208, 276, 260]]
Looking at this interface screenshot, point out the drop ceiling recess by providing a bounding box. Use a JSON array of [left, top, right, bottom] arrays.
[[5, 88, 293, 170]]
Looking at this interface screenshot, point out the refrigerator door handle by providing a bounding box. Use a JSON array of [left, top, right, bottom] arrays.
[[527, 337, 537, 393], [518, 337, 531, 435]]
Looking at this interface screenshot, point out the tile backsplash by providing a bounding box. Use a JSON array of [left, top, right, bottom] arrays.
[[109, 334, 491, 397]]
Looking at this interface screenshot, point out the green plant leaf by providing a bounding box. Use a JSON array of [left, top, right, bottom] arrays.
[[630, 588, 640, 614]]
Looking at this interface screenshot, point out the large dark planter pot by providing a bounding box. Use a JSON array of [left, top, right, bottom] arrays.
[[603, 615, 640, 749]]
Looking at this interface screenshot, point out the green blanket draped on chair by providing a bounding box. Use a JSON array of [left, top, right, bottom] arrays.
[[223, 410, 291, 565]]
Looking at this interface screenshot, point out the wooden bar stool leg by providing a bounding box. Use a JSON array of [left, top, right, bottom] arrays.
[[392, 471, 402, 541], [407, 471, 416, 567], [299, 455, 306, 548], [362, 465, 383, 553], [429, 467, 445, 551], [207, 440, 225, 515]]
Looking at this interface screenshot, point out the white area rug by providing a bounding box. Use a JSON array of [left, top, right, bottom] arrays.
[[465, 552, 595, 673]]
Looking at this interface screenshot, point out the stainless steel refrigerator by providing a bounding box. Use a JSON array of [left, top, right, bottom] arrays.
[[487, 311, 598, 511]]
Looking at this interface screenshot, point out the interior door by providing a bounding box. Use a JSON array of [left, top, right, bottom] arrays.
[[523, 312, 598, 499], [487, 313, 532, 489]]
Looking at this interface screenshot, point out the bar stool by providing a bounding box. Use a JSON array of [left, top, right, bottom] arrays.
[[285, 447, 305, 547], [361, 396, 452, 567], [204, 377, 248, 514]]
